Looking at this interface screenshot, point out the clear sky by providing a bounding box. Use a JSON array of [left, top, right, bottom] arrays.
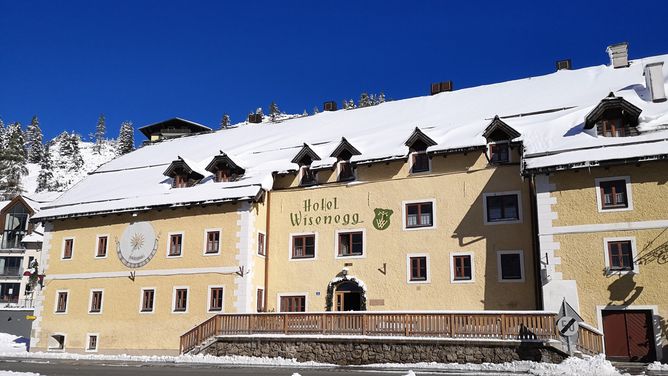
[[1, 0, 666, 142]]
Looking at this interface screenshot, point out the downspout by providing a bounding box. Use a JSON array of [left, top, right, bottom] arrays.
[[529, 174, 544, 310], [263, 190, 271, 311]]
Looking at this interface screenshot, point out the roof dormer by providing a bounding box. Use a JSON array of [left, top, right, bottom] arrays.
[[205, 151, 245, 183], [482, 116, 521, 164], [163, 156, 205, 188], [404, 127, 436, 174], [584, 93, 642, 137], [330, 137, 361, 182], [292, 144, 321, 186]]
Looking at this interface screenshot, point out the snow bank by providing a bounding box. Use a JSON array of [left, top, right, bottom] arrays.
[[648, 361, 668, 371], [0, 333, 29, 353], [0, 372, 40, 376]]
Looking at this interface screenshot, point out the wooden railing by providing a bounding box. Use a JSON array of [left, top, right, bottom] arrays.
[[577, 322, 604, 355], [180, 311, 582, 354]]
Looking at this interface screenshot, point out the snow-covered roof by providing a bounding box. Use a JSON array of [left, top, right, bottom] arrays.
[[33, 54, 668, 220], [0, 201, 11, 213]]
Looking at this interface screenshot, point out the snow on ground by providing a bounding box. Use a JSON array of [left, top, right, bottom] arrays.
[[0, 333, 29, 353], [0, 372, 40, 376], [648, 361, 668, 371]]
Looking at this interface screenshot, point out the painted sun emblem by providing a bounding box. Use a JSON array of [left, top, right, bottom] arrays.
[[130, 233, 145, 251]]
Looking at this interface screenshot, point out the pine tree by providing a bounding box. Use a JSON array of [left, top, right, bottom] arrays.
[[0, 122, 29, 197], [378, 92, 386, 104], [358, 92, 371, 108], [269, 101, 280, 122], [117, 121, 134, 155], [0, 118, 6, 149], [220, 114, 231, 129], [302, 109, 308, 116], [36, 145, 55, 192], [58, 132, 84, 171], [94, 114, 106, 154], [312, 106, 319, 115], [26, 115, 44, 163]]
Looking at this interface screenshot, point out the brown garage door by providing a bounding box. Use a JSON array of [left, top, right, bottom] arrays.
[[602, 310, 656, 362]]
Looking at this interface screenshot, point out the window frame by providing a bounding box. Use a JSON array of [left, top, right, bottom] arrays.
[[603, 237, 638, 274], [139, 287, 156, 314], [450, 252, 475, 283], [95, 235, 109, 259], [488, 142, 511, 164], [406, 253, 430, 284], [334, 229, 366, 259], [257, 231, 266, 257], [277, 293, 307, 312], [54, 290, 69, 314], [595, 176, 633, 212], [409, 151, 431, 174], [336, 160, 356, 182], [85, 333, 99, 353], [288, 233, 317, 261], [202, 228, 221, 256], [496, 250, 525, 283], [166, 232, 185, 258], [61, 237, 75, 260], [483, 191, 522, 225], [298, 165, 317, 187], [207, 285, 225, 313], [88, 289, 104, 314], [402, 199, 437, 230], [172, 286, 190, 314]]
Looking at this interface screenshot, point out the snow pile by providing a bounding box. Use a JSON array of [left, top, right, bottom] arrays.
[[0, 333, 30, 353], [0, 372, 40, 376], [648, 361, 668, 371]]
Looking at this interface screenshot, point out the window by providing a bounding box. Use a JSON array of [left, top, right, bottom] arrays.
[[96, 236, 108, 258], [484, 193, 520, 223], [205, 231, 220, 254], [216, 168, 233, 183], [601, 119, 625, 137], [410, 151, 430, 173], [597, 178, 630, 211], [291, 234, 315, 259], [257, 288, 265, 312], [62, 238, 74, 259], [607, 241, 633, 271], [89, 290, 103, 313], [1, 204, 29, 249], [141, 289, 155, 312], [497, 251, 524, 282], [86, 334, 98, 352], [209, 287, 223, 312], [299, 166, 317, 186], [451, 254, 473, 282], [489, 143, 510, 163], [56, 291, 68, 313], [408, 255, 429, 283], [337, 161, 355, 182], [168, 233, 183, 257], [173, 175, 187, 188], [49, 334, 65, 350], [257, 232, 266, 256], [280, 295, 305, 312], [173, 288, 188, 312], [337, 231, 364, 257], [405, 202, 434, 228]]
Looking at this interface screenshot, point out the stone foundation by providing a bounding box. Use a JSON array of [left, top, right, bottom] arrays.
[[202, 336, 567, 365]]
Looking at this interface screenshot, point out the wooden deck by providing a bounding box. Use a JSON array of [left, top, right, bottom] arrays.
[[180, 311, 603, 356]]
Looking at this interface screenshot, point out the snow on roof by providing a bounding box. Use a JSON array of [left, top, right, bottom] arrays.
[[34, 54, 668, 220], [0, 201, 11, 213]]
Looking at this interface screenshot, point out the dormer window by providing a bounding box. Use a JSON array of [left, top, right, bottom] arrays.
[[482, 116, 520, 165], [404, 128, 437, 175], [584, 93, 641, 138], [205, 152, 245, 183], [163, 156, 205, 189], [292, 144, 322, 187], [330, 138, 361, 183]]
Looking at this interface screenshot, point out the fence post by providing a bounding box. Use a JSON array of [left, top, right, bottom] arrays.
[[449, 314, 455, 338], [283, 314, 288, 334], [248, 314, 253, 334], [404, 314, 410, 336], [362, 315, 368, 336], [500, 314, 506, 339]]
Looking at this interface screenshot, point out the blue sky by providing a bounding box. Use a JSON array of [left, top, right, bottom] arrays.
[[1, 1, 666, 142]]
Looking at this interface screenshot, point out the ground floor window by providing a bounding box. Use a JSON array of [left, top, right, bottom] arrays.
[[280, 295, 305, 312], [86, 334, 98, 352], [209, 287, 223, 312], [48, 334, 65, 350]]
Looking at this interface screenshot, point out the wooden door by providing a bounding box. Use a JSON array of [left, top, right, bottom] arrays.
[[335, 292, 345, 311], [602, 310, 656, 362]]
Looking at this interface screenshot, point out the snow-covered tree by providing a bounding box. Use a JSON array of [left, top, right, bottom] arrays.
[[117, 121, 134, 155], [58, 132, 84, 171], [358, 92, 371, 108], [36, 145, 56, 192], [312, 106, 319, 115], [269, 101, 280, 122], [26, 115, 44, 163], [94, 114, 106, 154], [220, 114, 231, 129], [255, 107, 264, 116], [302, 109, 308, 116], [0, 118, 6, 149], [0, 122, 29, 198], [377, 92, 386, 104]]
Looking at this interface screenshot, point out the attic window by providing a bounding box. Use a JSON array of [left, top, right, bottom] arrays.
[[174, 175, 187, 188], [404, 128, 436, 175], [330, 137, 361, 183], [163, 157, 205, 189], [489, 143, 510, 164], [585, 93, 641, 137], [599, 118, 628, 137], [205, 152, 245, 183], [292, 144, 321, 187], [299, 165, 317, 186]]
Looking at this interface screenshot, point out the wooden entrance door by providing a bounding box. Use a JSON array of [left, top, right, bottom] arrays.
[[602, 310, 656, 362]]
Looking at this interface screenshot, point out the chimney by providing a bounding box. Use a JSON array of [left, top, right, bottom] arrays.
[[556, 59, 572, 71], [430, 81, 453, 95], [644, 62, 667, 103], [607, 42, 629, 68], [248, 113, 263, 123], [323, 101, 337, 111]]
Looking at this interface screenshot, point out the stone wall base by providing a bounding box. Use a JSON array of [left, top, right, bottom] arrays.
[[202, 336, 567, 365]]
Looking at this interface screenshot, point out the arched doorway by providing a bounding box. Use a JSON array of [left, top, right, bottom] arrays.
[[326, 277, 366, 311]]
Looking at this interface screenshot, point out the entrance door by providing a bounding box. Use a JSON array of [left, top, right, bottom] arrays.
[[334, 281, 363, 311], [602, 310, 656, 362]]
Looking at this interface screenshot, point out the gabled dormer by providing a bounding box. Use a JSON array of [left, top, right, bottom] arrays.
[[0, 196, 35, 250], [584, 93, 642, 137], [163, 156, 205, 188], [330, 137, 361, 182], [205, 151, 245, 183], [291, 144, 321, 186], [404, 127, 437, 174], [482, 116, 521, 164]]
